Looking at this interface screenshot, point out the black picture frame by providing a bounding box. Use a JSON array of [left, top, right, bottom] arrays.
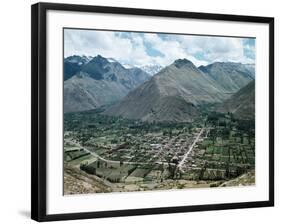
[[31, 2, 274, 222]]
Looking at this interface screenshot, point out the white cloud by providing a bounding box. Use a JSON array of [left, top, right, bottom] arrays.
[[64, 29, 255, 67], [64, 30, 132, 60], [176, 35, 255, 64], [143, 33, 210, 66]]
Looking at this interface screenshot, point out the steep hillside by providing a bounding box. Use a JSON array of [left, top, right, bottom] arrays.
[[217, 80, 255, 119], [199, 62, 254, 94]]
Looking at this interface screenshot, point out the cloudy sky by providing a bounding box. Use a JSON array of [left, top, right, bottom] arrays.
[[64, 29, 255, 67]]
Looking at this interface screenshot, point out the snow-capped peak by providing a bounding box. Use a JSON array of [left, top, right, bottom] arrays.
[[65, 55, 93, 65], [140, 64, 163, 76]]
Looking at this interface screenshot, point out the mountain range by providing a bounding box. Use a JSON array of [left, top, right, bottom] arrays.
[[64, 55, 150, 113], [104, 59, 254, 122], [64, 54, 255, 122]]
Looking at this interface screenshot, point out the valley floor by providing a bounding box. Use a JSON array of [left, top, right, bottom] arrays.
[[63, 110, 255, 194]]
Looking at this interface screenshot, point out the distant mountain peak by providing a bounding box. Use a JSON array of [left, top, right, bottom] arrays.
[[65, 55, 91, 65], [91, 54, 108, 64], [96, 54, 103, 58], [140, 64, 163, 76], [173, 58, 195, 69]]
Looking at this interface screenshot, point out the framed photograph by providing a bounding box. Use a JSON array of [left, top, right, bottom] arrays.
[[31, 2, 274, 222]]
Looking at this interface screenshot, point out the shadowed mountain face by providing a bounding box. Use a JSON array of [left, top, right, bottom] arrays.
[[64, 55, 150, 113], [217, 80, 255, 119], [104, 59, 230, 123], [199, 62, 255, 94], [64, 55, 92, 81]]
